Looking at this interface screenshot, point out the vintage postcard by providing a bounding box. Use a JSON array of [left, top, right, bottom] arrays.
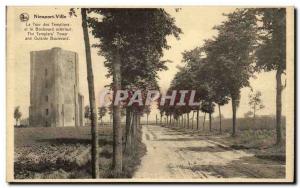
[[6, 6, 295, 183]]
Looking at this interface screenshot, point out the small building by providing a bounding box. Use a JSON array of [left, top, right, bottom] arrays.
[[29, 47, 84, 127]]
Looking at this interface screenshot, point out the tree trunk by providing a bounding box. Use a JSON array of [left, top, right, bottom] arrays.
[[231, 97, 237, 137], [181, 115, 184, 128], [209, 113, 212, 132], [136, 114, 141, 137], [160, 114, 162, 126], [196, 110, 199, 130], [125, 108, 131, 138], [124, 107, 132, 153], [81, 8, 99, 179], [128, 112, 134, 152], [203, 112, 206, 131], [131, 113, 137, 151], [147, 114, 149, 125], [134, 113, 138, 139], [187, 113, 190, 129], [165, 115, 167, 126], [112, 49, 122, 175], [253, 104, 256, 119], [218, 104, 222, 133], [166, 115, 168, 127], [191, 111, 194, 129], [138, 115, 141, 126], [253, 103, 256, 126], [110, 115, 112, 126], [276, 69, 283, 145]]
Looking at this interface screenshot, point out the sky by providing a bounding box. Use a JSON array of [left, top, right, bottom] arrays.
[[7, 7, 286, 122]]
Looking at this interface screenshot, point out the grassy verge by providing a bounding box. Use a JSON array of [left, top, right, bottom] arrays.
[[161, 117, 286, 178], [164, 116, 286, 163], [14, 125, 146, 179], [212, 130, 286, 163]]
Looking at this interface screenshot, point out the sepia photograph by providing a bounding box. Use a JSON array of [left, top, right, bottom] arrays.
[[6, 6, 294, 183]]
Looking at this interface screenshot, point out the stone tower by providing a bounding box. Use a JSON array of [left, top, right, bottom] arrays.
[[29, 47, 84, 127]]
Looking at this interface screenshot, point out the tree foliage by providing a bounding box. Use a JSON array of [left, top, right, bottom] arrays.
[[88, 9, 182, 91], [254, 8, 286, 72], [163, 9, 258, 135]]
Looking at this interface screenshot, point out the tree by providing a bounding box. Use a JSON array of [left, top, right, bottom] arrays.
[[168, 9, 257, 136], [208, 9, 257, 136], [215, 95, 229, 133], [111, 39, 123, 175], [181, 46, 230, 133], [107, 104, 113, 126], [253, 8, 286, 145], [181, 47, 203, 130], [81, 8, 99, 178], [201, 100, 215, 132], [167, 68, 196, 130], [248, 90, 265, 121], [14, 106, 22, 126], [98, 106, 107, 125]]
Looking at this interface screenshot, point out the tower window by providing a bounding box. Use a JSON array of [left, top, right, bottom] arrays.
[[45, 108, 49, 115], [45, 69, 48, 76], [45, 96, 48, 102]]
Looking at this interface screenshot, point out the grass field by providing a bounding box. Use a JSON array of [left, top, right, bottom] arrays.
[[14, 125, 146, 179]]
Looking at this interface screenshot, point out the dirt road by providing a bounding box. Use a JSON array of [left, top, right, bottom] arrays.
[[133, 125, 285, 179]]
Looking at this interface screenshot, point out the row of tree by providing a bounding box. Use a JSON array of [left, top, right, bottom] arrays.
[[159, 9, 286, 145], [76, 8, 182, 178], [158, 89, 265, 132]]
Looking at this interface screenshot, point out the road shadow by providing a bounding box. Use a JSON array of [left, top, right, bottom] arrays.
[[155, 138, 206, 142], [178, 146, 231, 153], [163, 133, 187, 136], [176, 156, 285, 179]]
